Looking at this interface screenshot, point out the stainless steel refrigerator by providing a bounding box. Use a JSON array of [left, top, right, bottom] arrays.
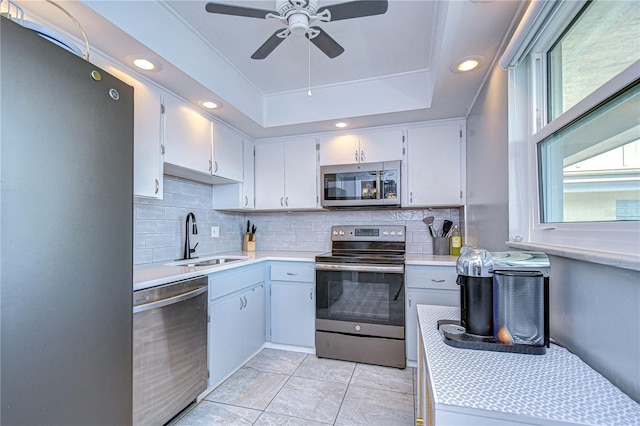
[[1, 17, 133, 425]]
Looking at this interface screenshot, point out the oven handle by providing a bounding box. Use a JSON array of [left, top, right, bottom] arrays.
[[315, 263, 404, 273]]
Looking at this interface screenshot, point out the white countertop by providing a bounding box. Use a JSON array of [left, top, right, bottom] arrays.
[[134, 251, 458, 291], [133, 251, 320, 291], [417, 305, 640, 426], [405, 254, 458, 266]]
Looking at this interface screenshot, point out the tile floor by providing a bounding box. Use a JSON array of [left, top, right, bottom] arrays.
[[174, 348, 416, 426]]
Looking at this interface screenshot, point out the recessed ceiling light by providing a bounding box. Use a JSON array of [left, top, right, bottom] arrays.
[[450, 56, 484, 73], [335, 121, 348, 128], [201, 100, 222, 110], [458, 59, 479, 71], [127, 55, 162, 72]]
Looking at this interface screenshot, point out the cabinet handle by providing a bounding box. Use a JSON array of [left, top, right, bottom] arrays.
[[243, 296, 247, 308], [286, 272, 297, 276], [355, 150, 359, 162], [409, 295, 412, 307], [214, 160, 219, 173], [285, 197, 288, 207], [360, 150, 365, 162], [244, 196, 248, 206], [410, 191, 413, 204], [239, 297, 244, 310], [209, 160, 213, 172], [310, 289, 313, 300], [431, 279, 446, 283], [154, 179, 159, 194], [280, 197, 284, 207]]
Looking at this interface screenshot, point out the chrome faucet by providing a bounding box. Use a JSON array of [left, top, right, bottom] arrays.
[[183, 212, 198, 260]]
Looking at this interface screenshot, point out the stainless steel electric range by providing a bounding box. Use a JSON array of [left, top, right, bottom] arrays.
[[315, 225, 406, 368]]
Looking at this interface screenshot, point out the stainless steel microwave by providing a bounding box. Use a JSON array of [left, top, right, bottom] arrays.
[[321, 161, 401, 208]]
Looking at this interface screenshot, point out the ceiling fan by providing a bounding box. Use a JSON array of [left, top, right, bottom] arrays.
[[204, 0, 389, 59]]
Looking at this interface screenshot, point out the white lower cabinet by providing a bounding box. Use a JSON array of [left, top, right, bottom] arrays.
[[270, 282, 315, 347], [405, 265, 459, 362], [268, 261, 315, 347], [208, 265, 266, 386]]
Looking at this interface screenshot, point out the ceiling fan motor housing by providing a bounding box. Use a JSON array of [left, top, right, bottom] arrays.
[[277, 0, 318, 16]]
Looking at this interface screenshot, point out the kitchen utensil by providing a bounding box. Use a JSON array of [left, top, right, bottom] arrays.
[[250, 225, 257, 241], [422, 216, 435, 237], [246, 220, 251, 234], [442, 220, 453, 237]]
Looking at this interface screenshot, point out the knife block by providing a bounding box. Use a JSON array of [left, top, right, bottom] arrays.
[[243, 233, 255, 252]]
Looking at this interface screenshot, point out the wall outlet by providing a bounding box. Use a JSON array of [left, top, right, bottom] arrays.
[[211, 226, 219, 238]]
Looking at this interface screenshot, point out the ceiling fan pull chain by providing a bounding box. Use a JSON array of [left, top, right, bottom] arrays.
[[307, 30, 312, 97]]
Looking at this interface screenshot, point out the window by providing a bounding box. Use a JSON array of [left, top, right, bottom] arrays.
[[506, 0, 640, 257], [547, 1, 640, 121], [538, 82, 640, 223]]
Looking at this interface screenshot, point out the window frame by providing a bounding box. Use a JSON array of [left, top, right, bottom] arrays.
[[509, 0, 640, 259]]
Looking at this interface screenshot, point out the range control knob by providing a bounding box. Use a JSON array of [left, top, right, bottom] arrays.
[[355, 324, 361, 331], [338, 230, 345, 236], [332, 230, 339, 236], [397, 230, 404, 236], [390, 230, 397, 236], [383, 231, 389, 236]]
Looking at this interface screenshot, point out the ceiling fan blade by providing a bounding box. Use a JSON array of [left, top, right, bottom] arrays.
[[306, 28, 344, 59], [318, 0, 388, 21], [205, 2, 276, 19], [251, 29, 288, 59]]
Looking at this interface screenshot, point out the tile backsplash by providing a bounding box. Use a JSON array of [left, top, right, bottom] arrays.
[[134, 176, 461, 265]]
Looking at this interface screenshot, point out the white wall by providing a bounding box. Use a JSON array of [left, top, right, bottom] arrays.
[[465, 63, 510, 251]]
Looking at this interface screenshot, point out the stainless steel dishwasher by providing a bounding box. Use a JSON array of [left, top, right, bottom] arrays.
[[133, 275, 208, 425]]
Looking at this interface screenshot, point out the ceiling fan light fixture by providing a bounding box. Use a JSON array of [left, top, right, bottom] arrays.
[[288, 12, 309, 34]]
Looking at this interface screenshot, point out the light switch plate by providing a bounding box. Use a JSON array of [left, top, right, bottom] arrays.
[[211, 226, 219, 238]]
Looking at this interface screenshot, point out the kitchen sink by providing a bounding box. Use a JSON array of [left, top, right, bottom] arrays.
[[164, 256, 248, 267]]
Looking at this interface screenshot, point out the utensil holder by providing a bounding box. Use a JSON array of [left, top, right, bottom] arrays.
[[433, 237, 449, 255], [242, 233, 256, 252]]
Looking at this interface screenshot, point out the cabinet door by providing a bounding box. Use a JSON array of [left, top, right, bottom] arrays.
[[319, 134, 360, 165], [242, 285, 265, 358], [406, 123, 463, 206], [254, 142, 285, 209], [164, 95, 212, 175], [212, 122, 243, 182], [270, 282, 315, 347], [358, 129, 403, 163], [242, 139, 255, 209], [130, 82, 164, 198], [406, 289, 459, 362], [209, 295, 243, 385], [284, 139, 318, 209]]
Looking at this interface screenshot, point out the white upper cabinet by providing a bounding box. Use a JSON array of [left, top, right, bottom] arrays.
[[254, 138, 318, 210], [133, 83, 164, 199], [212, 122, 243, 182], [164, 94, 212, 176], [164, 94, 244, 184], [212, 139, 255, 210], [319, 128, 403, 165], [404, 121, 466, 207], [103, 68, 164, 199]]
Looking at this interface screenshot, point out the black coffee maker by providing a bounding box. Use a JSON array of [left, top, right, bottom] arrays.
[[439, 248, 550, 355], [456, 249, 494, 336]]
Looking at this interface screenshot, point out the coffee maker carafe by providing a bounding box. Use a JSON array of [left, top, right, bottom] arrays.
[[440, 249, 550, 355]]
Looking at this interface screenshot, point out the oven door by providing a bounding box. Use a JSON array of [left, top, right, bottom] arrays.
[[315, 263, 405, 330]]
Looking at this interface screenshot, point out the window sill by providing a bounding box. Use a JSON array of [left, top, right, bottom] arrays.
[[505, 241, 640, 272]]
